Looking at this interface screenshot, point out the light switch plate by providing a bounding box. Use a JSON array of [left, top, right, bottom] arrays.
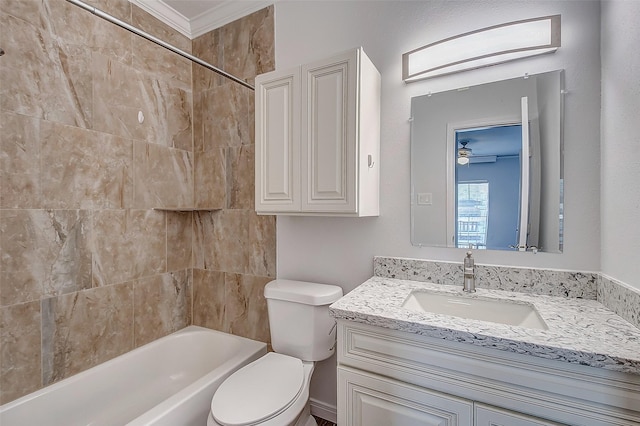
[[417, 192, 432, 205]]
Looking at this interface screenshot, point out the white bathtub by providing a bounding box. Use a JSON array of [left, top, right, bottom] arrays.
[[0, 326, 267, 426]]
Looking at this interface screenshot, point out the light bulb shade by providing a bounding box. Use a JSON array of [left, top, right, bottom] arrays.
[[457, 156, 470, 166], [403, 15, 561, 83]]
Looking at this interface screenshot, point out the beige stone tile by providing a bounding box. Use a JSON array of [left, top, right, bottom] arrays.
[[41, 283, 134, 385], [192, 268, 225, 331], [192, 62, 221, 96], [193, 91, 205, 153], [224, 273, 271, 343], [248, 83, 256, 144], [134, 270, 191, 347], [0, 10, 92, 127], [84, 0, 131, 23], [92, 209, 166, 286], [192, 28, 224, 92], [192, 210, 275, 277], [167, 212, 192, 271], [222, 6, 275, 84], [159, 84, 193, 152], [0, 0, 40, 20], [0, 301, 41, 404], [46, 0, 132, 65], [0, 112, 41, 208], [92, 54, 192, 150], [227, 145, 255, 210], [248, 212, 277, 278], [40, 120, 133, 209], [192, 27, 222, 66], [0, 0, 133, 64], [194, 148, 226, 209], [0, 209, 92, 306], [192, 211, 215, 270], [131, 32, 191, 92], [193, 210, 249, 274], [91, 54, 150, 141], [131, 4, 191, 53], [202, 82, 251, 149], [133, 141, 194, 209]]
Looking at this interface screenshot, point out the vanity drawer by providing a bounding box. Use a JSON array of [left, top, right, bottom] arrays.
[[474, 403, 563, 426], [337, 320, 640, 426]]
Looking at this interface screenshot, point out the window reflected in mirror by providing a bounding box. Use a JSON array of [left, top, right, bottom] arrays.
[[456, 181, 489, 249]]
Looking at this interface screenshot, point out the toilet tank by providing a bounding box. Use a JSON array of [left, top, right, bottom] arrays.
[[264, 280, 343, 362]]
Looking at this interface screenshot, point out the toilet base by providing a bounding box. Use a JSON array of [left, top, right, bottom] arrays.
[[303, 415, 318, 426], [298, 404, 317, 426]]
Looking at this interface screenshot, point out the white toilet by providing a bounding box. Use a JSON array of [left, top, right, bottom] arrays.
[[208, 279, 343, 426]]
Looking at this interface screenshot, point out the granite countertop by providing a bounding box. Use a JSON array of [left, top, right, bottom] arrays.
[[330, 276, 640, 375]]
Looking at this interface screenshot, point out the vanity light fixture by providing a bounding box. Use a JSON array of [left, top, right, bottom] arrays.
[[402, 15, 560, 83]]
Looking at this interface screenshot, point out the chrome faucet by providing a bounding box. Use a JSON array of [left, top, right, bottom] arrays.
[[463, 251, 476, 293]]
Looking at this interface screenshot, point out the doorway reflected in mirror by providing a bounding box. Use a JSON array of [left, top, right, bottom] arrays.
[[454, 124, 529, 251]]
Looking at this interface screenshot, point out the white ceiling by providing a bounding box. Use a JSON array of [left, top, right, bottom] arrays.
[[163, 0, 224, 18], [129, 0, 274, 39]]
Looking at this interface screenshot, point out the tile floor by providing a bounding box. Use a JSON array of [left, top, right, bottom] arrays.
[[313, 415, 337, 426]]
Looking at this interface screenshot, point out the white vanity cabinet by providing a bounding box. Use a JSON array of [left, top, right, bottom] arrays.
[[254, 47, 381, 216], [337, 320, 640, 426], [339, 367, 473, 425]]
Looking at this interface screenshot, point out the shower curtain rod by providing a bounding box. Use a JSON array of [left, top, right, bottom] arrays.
[[65, 0, 255, 91]]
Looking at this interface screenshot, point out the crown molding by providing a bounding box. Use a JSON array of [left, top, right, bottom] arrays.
[[129, 0, 274, 40], [191, 1, 274, 39], [129, 0, 192, 38]]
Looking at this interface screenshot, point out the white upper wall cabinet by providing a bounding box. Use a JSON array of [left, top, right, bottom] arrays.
[[255, 47, 381, 216]]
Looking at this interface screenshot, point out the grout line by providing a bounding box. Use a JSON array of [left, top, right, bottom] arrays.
[[132, 275, 136, 349]]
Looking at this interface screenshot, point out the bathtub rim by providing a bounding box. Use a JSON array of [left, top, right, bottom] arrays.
[[0, 325, 268, 420], [127, 327, 267, 425]]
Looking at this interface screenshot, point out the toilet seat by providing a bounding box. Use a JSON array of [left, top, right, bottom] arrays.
[[211, 353, 304, 426]]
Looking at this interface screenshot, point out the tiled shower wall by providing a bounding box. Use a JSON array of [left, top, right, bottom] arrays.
[[0, 0, 276, 404], [190, 7, 276, 344]]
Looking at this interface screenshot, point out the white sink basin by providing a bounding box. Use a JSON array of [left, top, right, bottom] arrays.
[[402, 291, 548, 330]]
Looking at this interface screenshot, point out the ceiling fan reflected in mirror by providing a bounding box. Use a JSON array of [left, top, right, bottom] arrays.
[[457, 140, 472, 165]]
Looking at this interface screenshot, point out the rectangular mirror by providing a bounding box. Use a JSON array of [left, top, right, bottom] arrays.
[[410, 70, 564, 253]]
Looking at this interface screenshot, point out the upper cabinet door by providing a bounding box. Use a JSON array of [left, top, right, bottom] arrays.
[[254, 47, 380, 216], [301, 49, 358, 213], [255, 67, 301, 212]]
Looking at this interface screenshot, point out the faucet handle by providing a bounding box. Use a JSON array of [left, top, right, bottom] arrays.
[[464, 251, 475, 271]]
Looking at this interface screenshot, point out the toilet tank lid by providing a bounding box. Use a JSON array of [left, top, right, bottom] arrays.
[[264, 280, 343, 305]]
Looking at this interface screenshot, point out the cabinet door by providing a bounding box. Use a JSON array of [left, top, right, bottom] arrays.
[[301, 49, 358, 213], [475, 403, 562, 426], [338, 367, 473, 426], [255, 67, 301, 213]]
